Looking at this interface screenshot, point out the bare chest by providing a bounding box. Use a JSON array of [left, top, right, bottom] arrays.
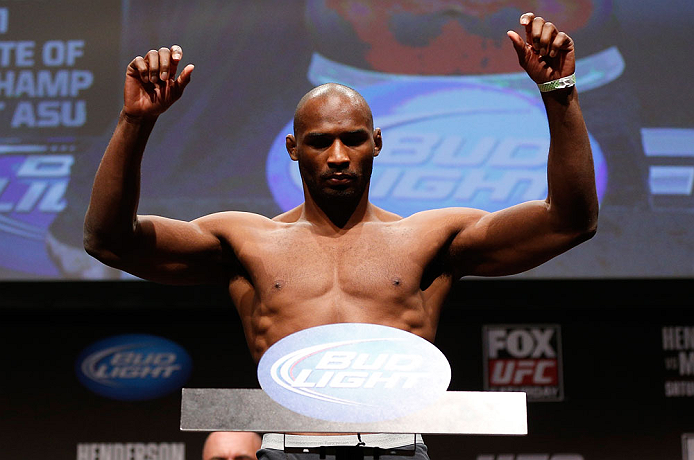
[[236, 225, 429, 301]]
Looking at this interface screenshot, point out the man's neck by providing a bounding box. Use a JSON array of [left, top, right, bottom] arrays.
[[301, 188, 374, 232]]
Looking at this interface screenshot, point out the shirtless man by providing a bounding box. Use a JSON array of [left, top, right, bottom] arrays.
[[84, 12, 597, 460]]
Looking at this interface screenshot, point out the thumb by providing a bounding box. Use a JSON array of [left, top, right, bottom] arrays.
[[175, 64, 194, 91], [507, 31, 526, 59]]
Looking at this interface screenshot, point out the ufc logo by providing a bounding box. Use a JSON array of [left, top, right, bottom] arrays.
[[488, 359, 557, 385]]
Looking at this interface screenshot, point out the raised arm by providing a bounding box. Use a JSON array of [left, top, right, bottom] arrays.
[[449, 13, 598, 277], [83, 46, 230, 284]]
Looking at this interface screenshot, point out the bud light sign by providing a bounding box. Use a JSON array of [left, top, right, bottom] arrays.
[[76, 334, 192, 401], [257, 323, 451, 422]]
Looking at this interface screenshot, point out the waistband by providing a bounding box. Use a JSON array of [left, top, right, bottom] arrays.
[[261, 433, 423, 450]]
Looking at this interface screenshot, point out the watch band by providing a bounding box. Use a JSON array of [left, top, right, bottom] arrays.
[[538, 73, 576, 92]]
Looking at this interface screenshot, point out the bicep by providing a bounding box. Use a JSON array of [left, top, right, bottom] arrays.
[[96, 214, 233, 285], [449, 200, 590, 277]]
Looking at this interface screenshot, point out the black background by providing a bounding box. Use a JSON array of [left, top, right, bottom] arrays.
[[2, 279, 693, 459]]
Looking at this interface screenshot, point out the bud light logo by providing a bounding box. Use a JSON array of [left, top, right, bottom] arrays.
[[76, 334, 192, 401], [266, 81, 606, 216], [257, 323, 451, 422]]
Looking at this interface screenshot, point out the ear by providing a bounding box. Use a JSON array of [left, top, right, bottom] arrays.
[[286, 134, 298, 161], [373, 128, 382, 157]]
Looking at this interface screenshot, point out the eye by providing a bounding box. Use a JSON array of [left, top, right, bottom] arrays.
[[341, 131, 369, 147], [305, 134, 332, 149]]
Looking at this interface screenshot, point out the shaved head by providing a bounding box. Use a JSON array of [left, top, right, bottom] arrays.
[[202, 432, 262, 460], [293, 83, 373, 137]]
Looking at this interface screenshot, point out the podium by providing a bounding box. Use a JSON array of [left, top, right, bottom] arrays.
[[180, 388, 527, 435], [181, 325, 528, 438]]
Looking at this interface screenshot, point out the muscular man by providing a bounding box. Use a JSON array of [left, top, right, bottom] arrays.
[[84, 13, 597, 460]]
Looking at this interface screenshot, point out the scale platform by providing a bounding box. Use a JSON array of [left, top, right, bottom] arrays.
[[180, 388, 527, 435]]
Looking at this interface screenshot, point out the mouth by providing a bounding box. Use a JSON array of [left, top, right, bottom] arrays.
[[323, 173, 357, 186]]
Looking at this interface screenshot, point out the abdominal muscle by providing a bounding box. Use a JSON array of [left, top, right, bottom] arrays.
[[234, 284, 441, 365]]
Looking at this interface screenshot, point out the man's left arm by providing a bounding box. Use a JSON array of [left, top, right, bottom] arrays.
[[448, 13, 598, 277]]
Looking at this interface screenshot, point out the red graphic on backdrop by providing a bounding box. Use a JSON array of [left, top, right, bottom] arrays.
[[322, 0, 594, 74]]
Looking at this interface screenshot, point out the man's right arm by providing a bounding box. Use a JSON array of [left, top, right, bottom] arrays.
[[83, 46, 230, 285]]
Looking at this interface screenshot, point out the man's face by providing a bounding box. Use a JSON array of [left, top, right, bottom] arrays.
[[287, 93, 382, 204]]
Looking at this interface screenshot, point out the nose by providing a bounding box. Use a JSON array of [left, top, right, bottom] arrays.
[[327, 140, 350, 169]]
